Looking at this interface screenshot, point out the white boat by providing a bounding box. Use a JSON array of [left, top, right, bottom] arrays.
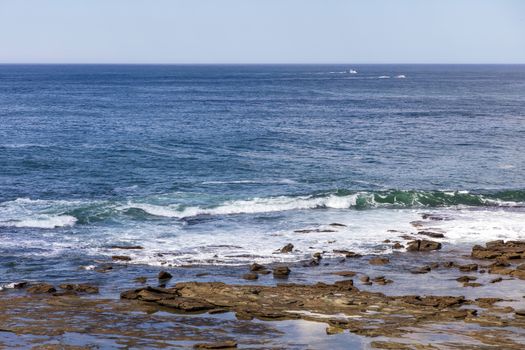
[[348, 69, 357, 74]]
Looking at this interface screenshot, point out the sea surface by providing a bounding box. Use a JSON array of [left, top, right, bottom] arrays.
[[0, 64, 524, 287]]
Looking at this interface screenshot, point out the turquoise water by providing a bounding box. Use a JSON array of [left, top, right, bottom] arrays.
[[0, 65, 524, 284]]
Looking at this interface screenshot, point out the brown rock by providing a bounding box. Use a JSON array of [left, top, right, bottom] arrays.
[[369, 257, 389, 265], [59, 283, 99, 294], [490, 277, 503, 283], [332, 271, 357, 277], [111, 255, 132, 261], [360, 276, 370, 283], [193, 340, 237, 349], [458, 263, 478, 272], [27, 283, 56, 294], [326, 326, 344, 335], [392, 243, 404, 249], [410, 266, 431, 274], [134, 276, 147, 284], [456, 276, 477, 283], [417, 230, 445, 238], [463, 282, 482, 287], [242, 273, 258, 281], [249, 263, 266, 272], [273, 266, 290, 278], [158, 271, 173, 280], [109, 245, 143, 250], [406, 240, 442, 252], [280, 243, 294, 253]]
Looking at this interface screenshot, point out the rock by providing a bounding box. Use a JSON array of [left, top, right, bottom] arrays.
[[410, 266, 431, 274], [242, 273, 258, 281], [421, 213, 450, 221], [13, 282, 28, 289], [463, 282, 482, 287], [442, 261, 456, 268], [383, 239, 391, 243], [304, 258, 320, 267], [332, 271, 357, 277], [134, 277, 147, 284], [329, 223, 347, 227], [273, 266, 290, 278], [471, 240, 525, 260], [59, 283, 99, 294], [294, 229, 336, 233], [158, 271, 173, 280], [280, 243, 294, 253], [456, 276, 477, 283], [313, 252, 323, 259], [369, 257, 389, 265], [345, 252, 362, 258], [360, 276, 370, 282], [458, 264, 478, 272], [417, 230, 445, 238], [27, 283, 56, 294], [326, 326, 344, 335], [515, 310, 525, 317], [517, 263, 525, 271], [406, 240, 442, 252], [109, 245, 143, 250], [193, 340, 237, 349], [372, 276, 393, 285], [392, 243, 404, 249], [510, 269, 525, 280], [111, 255, 132, 261], [95, 264, 113, 273], [490, 277, 503, 283], [249, 263, 266, 272]]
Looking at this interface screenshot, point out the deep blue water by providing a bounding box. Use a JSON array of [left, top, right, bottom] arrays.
[[0, 65, 524, 285]]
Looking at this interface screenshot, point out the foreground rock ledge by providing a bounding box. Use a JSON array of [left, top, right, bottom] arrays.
[[120, 281, 525, 339]]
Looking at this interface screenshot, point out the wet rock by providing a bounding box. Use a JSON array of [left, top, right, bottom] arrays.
[[294, 229, 336, 233], [95, 264, 113, 273], [134, 276, 147, 284], [369, 257, 389, 265], [158, 271, 173, 280], [329, 223, 347, 227], [193, 340, 237, 349], [421, 213, 450, 221], [515, 310, 525, 317], [109, 245, 143, 250], [345, 252, 362, 258], [456, 276, 477, 283], [383, 239, 391, 243], [334, 279, 355, 290], [458, 263, 478, 272], [27, 283, 56, 294], [242, 273, 258, 281], [326, 326, 344, 335], [331, 271, 357, 277], [517, 263, 525, 271], [471, 240, 525, 260], [359, 276, 370, 283], [280, 243, 294, 253], [59, 283, 99, 294], [249, 263, 266, 272], [372, 276, 393, 285], [510, 269, 525, 280], [13, 282, 28, 289], [406, 240, 442, 252], [490, 277, 503, 283], [463, 282, 482, 287], [111, 255, 132, 262], [304, 258, 320, 267], [392, 243, 404, 249], [313, 252, 323, 259], [417, 230, 445, 239], [410, 266, 431, 274], [272, 266, 290, 278]]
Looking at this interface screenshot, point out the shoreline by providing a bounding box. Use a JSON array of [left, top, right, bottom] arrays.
[[2, 239, 525, 349]]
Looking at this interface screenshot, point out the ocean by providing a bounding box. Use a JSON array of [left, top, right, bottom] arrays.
[[1, 64, 524, 287]]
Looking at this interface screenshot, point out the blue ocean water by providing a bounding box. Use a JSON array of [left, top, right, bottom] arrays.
[[0, 65, 524, 285]]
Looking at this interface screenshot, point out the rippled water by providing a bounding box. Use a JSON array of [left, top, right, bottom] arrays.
[[0, 64, 524, 283]]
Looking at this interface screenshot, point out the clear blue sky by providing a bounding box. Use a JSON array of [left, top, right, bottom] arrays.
[[1, 0, 524, 64]]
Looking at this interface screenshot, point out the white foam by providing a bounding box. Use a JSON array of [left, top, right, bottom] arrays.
[[378, 75, 390, 79], [1, 215, 77, 228], [125, 193, 364, 219], [395, 75, 406, 79]]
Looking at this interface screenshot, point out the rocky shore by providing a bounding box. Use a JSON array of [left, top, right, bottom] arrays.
[[2, 237, 525, 349]]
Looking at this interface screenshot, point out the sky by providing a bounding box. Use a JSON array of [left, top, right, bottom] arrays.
[[0, 0, 524, 64]]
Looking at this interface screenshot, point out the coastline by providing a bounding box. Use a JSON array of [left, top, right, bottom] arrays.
[[2, 236, 525, 349]]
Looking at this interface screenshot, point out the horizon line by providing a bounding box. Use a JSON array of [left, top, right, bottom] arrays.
[[1, 62, 525, 66]]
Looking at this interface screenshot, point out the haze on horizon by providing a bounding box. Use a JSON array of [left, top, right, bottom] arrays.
[[1, 0, 524, 64]]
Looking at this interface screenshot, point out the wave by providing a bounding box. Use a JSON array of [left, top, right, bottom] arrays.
[[201, 179, 297, 185], [1, 190, 523, 226], [0, 215, 77, 228], [124, 190, 525, 219]]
